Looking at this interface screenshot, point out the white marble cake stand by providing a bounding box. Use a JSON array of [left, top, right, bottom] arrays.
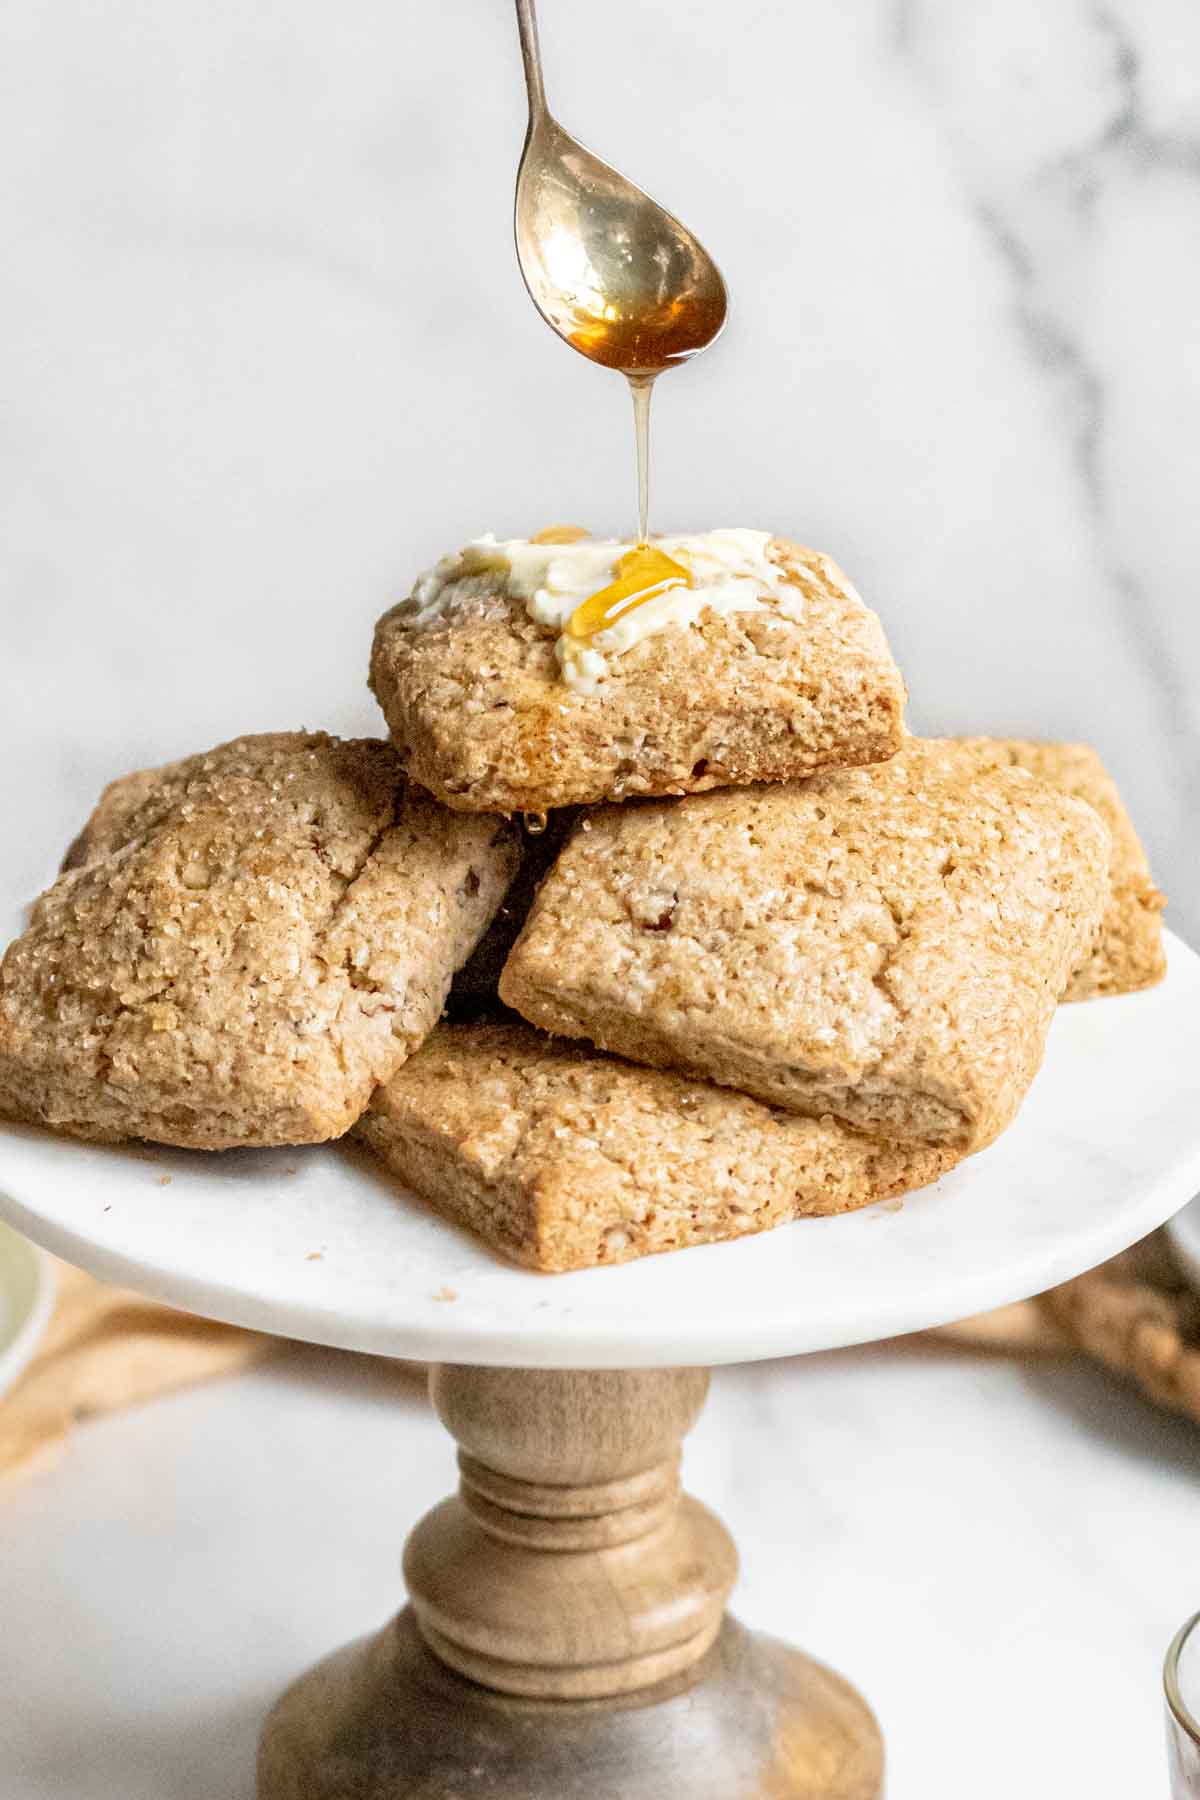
[[3, 930, 1200, 1800]]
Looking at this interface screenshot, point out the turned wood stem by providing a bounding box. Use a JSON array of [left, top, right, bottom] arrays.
[[260, 1364, 885, 1798], [402, 1365, 738, 1699]]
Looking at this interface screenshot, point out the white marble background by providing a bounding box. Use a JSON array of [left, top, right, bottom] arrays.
[[1, 0, 1198, 937], [2, 3, 1199, 1797]]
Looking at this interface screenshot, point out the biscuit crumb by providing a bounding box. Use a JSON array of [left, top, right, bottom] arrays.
[[157, 1175, 172, 1187], [433, 1285, 458, 1301], [306, 1251, 324, 1262]]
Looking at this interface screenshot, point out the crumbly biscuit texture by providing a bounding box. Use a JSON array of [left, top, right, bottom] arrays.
[[356, 1018, 958, 1271], [369, 538, 906, 813], [926, 738, 1165, 1000], [500, 745, 1111, 1152], [0, 733, 518, 1148]]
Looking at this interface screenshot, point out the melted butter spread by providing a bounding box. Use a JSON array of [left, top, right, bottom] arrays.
[[405, 529, 803, 695]]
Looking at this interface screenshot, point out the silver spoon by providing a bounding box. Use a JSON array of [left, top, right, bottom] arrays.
[[512, 0, 728, 541]]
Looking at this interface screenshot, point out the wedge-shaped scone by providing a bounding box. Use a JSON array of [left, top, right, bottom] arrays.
[[0, 733, 518, 1149], [500, 748, 1111, 1153], [370, 533, 905, 813], [356, 1019, 958, 1271], [922, 738, 1165, 1001]]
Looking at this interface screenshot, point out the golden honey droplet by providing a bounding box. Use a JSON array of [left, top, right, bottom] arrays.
[[522, 811, 549, 836], [565, 545, 691, 642], [530, 524, 591, 545]]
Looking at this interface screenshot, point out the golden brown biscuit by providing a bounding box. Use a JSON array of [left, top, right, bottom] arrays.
[[356, 1018, 959, 1271], [369, 538, 905, 813], [926, 738, 1165, 1000], [500, 746, 1110, 1153], [0, 733, 518, 1149]]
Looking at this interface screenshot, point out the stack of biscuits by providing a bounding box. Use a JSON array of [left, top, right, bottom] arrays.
[[0, 533, 1166, 1271]]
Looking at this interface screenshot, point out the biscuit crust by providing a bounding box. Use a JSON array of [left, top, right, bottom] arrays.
[[356, 1018, 958, 1271], [0, 733, 518, 1148], [369, 539, 906, 813], [499, 745, 1111, 1152], [929, 738, 1165, 1001]]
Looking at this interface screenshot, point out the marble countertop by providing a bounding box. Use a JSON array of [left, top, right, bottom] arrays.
[[1, 0, 1197, 1794], [3, 1344, 1198, 1799]]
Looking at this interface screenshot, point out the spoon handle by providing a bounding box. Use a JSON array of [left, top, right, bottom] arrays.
[[514, 0, 549, 124]]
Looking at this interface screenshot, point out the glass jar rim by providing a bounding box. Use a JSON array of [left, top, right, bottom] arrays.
[[1166, 1612, 1200, 1746]]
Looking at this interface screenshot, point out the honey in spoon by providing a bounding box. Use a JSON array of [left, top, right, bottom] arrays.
[[512, 0, 727, 544]]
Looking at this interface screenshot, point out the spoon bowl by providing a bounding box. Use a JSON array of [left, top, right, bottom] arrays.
[[513, 1, 727, 378], [515, 115, 728, 376]]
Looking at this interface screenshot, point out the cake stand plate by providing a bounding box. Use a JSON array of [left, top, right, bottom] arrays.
[[3, 931, 1199, 1799], [1, 933, 1198, 1371]]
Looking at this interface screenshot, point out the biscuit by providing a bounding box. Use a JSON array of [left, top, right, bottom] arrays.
[[356, 1018, 958, 1271], [0, 733, 518, 1148], [499, 746, 1110, 1152], [927, 738, 1165, 1000], [369, 537, 905, 813]]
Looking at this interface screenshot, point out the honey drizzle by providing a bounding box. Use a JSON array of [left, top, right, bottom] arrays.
[[565, 544, 691, 642], [629, 375, 653, 546], [562, 249, 723, 547], [559, 238, 724, 571]]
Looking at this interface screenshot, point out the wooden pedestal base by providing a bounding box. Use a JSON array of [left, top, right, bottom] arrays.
[[257, 1365, 883, 1800], [258, 1610, 882, 1800]]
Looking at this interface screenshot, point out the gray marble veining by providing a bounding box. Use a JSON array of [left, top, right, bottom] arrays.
[[894, 0, 1200, 931], [1, 0, 1195, 935]]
